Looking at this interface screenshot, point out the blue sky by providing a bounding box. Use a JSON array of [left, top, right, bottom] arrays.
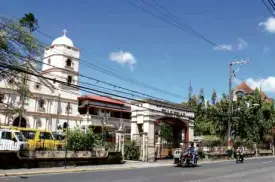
[[2, 0, 275, 103]]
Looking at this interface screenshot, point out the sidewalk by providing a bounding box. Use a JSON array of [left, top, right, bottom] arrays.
[[1, 156, 274, 177]]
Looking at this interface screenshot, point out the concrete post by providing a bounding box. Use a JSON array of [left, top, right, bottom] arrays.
[[115, 131, 121, 152], [121, 133, 125, 160]]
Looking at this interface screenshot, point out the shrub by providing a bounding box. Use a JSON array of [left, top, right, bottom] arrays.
[[67, 128, 105, 151], [198, 151, 206, 159], [226, 149, 233, 157], [124, 141, 140, 160]]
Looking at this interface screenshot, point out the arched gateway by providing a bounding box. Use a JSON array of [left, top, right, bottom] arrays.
[[131, 99, 194, 162]]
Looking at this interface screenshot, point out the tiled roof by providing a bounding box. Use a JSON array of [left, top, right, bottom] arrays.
[[234, 81, 273, 101], [235, 82, 253, 94], [78, 95, 125, 105]]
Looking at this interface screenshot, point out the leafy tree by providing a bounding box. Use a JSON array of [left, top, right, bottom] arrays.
[[211, 89, 217, 105], [0, 15, 42, 126], [19, 13, 39, 33], [198, 88, 205, 106], [190, 87, 275, 146], [158, 123, 173, 143]]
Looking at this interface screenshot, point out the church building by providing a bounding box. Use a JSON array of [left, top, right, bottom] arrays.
[[0, 30, 83, 132]]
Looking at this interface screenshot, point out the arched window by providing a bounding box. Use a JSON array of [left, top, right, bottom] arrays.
[[38, 98, 45, 110], [0, 94, 4, 103], [236, 91, 246, 97], [66, 59, 72, 67], [67, 76, 72, 84]]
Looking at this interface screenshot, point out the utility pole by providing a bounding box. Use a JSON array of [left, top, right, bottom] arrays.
[[228, 60, 248, 149]]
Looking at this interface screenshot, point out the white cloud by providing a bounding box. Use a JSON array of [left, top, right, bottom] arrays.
[[213, 38, 248, 52], [259, 17, 275, 33], [109, 51, 137, 71], [213, 44, 232, 51], [237, 38, 248, 50], [246, 77, 275, 93], [263, 46, 270, 53]]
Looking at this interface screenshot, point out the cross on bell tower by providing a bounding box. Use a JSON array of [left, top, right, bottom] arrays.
[[63, 29, 67, 36]]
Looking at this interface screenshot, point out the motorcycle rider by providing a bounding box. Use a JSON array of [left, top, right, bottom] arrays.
[[236, 144, 245, 160], [187, 142, 197, 164]]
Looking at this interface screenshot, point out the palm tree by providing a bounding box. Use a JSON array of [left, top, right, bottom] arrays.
[[19, 13, 39, 33]]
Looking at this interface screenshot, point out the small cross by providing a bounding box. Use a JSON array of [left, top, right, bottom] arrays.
[[63, 29, 67, 36]]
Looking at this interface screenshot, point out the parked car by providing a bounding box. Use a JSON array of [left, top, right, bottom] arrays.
[[0, 128, 28, 151]]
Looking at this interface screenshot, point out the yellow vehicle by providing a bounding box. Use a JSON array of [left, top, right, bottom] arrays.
[[1, 126, 64, 150]]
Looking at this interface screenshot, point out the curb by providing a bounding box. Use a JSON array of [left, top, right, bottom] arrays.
[[0, 166, 139, 177], [1, 156, 274, 177]]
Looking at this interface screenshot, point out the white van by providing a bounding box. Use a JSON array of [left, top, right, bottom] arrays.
[[0, 128, 28, 151]]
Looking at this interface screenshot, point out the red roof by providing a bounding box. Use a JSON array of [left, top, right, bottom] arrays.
[[78, 95, 125, 105], [234, 81, 273, 102]]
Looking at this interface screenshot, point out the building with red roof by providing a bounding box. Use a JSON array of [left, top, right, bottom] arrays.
[[78, 95, 131, 142], [233, 81, 273, 102]]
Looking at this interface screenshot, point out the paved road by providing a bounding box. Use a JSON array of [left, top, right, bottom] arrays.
[[2, 157, 275, 181]]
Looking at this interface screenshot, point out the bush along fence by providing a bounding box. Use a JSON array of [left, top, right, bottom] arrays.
[[0, 128, 126, 169], [196, 137, 274, 160]]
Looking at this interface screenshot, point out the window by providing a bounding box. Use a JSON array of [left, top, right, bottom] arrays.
[[8, 78, 14, 85], [39, 132, 53, 140], [21, 131, 36, 140], [38, 98, 45, 109], [14, 132, 26, 142], [66, 59, 72, 67], [48, 58, 51, 64], [1, 131, 12, 140], [0, 94, 4, 103], [67, 76, 72, 84], [35, 83, 41, 90]]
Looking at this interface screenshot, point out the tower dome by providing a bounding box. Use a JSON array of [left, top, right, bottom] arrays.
[[51, 29, 74, 47]]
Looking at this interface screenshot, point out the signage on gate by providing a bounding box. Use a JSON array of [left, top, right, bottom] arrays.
[[161, 109, 186, 117]]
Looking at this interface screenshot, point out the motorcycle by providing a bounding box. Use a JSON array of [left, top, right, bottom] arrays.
[[182, 151, 198, 167], [236, 151, 244, 163], [174, 149, 198, 167]]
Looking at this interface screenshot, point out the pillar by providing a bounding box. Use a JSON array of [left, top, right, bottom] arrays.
[[121, 133, 125, 160], [115, 130, 125, 159], [143, 120, 155, 162]]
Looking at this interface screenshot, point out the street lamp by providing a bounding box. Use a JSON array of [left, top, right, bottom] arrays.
[[64, 102, 72, 169]]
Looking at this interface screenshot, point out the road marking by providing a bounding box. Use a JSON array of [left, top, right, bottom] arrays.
[[262, 161, 272, 164]]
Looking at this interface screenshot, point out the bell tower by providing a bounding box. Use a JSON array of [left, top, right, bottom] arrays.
[[41, 30, 80, 97]]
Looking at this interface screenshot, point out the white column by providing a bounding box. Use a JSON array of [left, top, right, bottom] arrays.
[[115, 132, 119, 151], [121, 133, 125, 160], [143, 120, 155, 162]]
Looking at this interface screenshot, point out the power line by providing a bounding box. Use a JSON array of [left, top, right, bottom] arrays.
[[3, 47, 182, 103], [268, 0, 275, 10], [125, 0, 219, 47], [1, 21, 189, 102], [140, 0, 218, 46], [261, 0, 275, 16], [0, 62, 195, 119], [1, 14, 187, 99], [128, 1, 274, 87]]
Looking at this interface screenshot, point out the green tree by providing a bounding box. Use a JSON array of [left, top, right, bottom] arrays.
[[158, 123, 173, 142], [211, 89, 217, 105], [0, 15, 42, 126], [198, 88, 205, 106], [19, 13, 39, 33]]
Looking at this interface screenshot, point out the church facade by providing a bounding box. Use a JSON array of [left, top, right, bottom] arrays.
[[0, 30, 83, 132]]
